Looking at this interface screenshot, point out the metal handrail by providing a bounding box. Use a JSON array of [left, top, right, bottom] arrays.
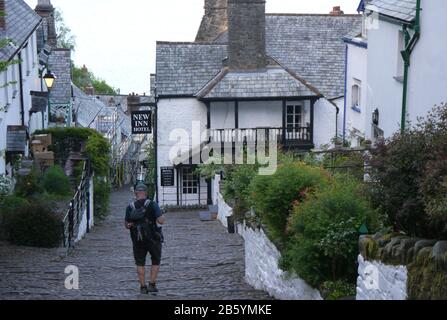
[[61, 161, 92, 250]]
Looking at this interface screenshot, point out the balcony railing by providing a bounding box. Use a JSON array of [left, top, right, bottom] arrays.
[[209, 127, 312, 146]]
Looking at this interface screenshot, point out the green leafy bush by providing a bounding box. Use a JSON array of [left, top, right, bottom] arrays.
[[14, 168, 43, 197], [42, 165, 72, 196], [222, 164, 259, 219], [320, 280, 357, 300], [369, 103, 447, 239], [7, 200, 62, 248], [94, 177, 111, 220], [0, 195, 29, 240], [281, 176, 380, 288], [249, 162, 329, 243]]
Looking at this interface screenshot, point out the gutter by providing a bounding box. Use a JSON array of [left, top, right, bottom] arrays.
[[401, 0, 421, 133], [18, 53, 25, 126]]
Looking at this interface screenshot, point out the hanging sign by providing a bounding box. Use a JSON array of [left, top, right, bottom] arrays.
[[131, 110, 152, 134]]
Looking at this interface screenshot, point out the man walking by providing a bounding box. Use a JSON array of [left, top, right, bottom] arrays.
[[125, 183, 165, 294]]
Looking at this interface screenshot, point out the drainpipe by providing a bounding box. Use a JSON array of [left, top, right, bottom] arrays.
[[343, 44, 348, 143], [18, 53, 25, 126], [401, 0, 421, 133]]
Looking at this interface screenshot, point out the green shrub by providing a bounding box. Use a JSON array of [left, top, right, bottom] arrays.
[[7, 200, 62, 248], [320, 280, 357, 300], [94, 177, 111, 220], [0, 195, 29, 240], [281, 176, 380, 288], [14, 168, 43, 197], [249, 162, 329, 243], [42, 165, 72, 196], [369, 103, 447, 239], [84, 134, 111, 177], [222, 164, 259, 219]]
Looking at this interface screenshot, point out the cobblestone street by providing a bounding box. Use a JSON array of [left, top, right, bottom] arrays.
[[0, 189, 271, 300]]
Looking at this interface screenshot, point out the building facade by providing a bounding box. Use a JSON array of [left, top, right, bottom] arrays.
[[0, 0, 45, 175], [154, 0, 361, 207]]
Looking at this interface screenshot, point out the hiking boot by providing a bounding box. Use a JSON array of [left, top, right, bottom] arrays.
[[140, 286, 149, 294], [148, 282, 159, 293]]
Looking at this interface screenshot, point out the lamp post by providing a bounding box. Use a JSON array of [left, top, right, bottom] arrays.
[[43, 71, 56, 127]]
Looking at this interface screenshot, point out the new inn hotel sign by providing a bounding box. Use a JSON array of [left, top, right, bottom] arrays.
[[131, 110, 152, 134]]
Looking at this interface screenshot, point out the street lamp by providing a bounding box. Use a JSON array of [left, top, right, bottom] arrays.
[[43, 71, 56, 90]]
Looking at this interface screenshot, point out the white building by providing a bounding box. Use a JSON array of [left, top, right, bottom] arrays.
[[0, 0, 46, 176], [154, 0, 361, 207], [344, 0, 447, 142]]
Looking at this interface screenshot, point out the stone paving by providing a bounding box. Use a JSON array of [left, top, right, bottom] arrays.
[[0, 188, 272, 300]]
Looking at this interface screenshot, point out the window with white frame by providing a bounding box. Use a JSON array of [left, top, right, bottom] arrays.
[[181, 167, 199, 194], [286, 103, 303, 132], [352, 79, 361, 111]]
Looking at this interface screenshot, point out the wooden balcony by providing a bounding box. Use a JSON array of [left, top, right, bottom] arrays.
[[208, 126, 314, 149]]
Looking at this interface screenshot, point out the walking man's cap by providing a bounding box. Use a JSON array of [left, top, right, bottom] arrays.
[[135, 183, 148, 192]]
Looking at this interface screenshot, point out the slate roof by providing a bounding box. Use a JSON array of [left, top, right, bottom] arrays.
[[196, 66, 319, 99], [0, 0, 42, 61], [156, 14, 362, 100], [367, 0, 417, 23], [156, 42, 227, 97], [72, 85, 132, 137], [47, 49, 72, 105]]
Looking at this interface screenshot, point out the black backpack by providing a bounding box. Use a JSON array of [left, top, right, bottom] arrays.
[[128, 200, 157, 243]]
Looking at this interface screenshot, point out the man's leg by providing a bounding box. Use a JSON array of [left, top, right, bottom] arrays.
[[150, 265, 160, 284], [137, 266, 146, 287]]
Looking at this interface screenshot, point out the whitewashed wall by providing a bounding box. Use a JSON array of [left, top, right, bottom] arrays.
[[356, 254, 407, 300], [314, 98, 338, 148], [210, 101, 235, 129], [0, 32, 44, 175], [366, 17, 404, 139], [407, 0, 447, 123], [345, 42, 368, 146], [157, 98, 208, 206], [238, 100, 283, 128]]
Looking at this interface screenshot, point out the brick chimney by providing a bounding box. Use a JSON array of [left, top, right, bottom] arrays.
[[127, 93, 141, 114], [195, 0, 228, 42], [228, 0, 266, 70], [35, 0, 57, 47], [0, 0, 6, 29], [330, 6, 344, 16]]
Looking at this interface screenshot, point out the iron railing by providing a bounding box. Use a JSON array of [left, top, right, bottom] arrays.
[[209, 126, 312, 145], [61, 161, 92, 250]]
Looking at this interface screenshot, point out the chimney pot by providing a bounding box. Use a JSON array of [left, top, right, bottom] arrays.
[[330, 6, 344, 15]]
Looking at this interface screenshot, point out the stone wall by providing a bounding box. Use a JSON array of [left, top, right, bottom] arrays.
[[238, 221, 322, 300], [195, 0, 228, 42], [357, 254, 407, 300], [357, 233, 447, 300]]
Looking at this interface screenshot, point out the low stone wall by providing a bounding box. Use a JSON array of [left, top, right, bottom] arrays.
[[357, 233, 447, 300], [357, 254, 407, 300], [238, 221, 322, 300], [212, 176, 321, 300]]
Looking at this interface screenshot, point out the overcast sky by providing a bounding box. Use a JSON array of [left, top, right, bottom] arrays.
[[24, 0, 360, 95]]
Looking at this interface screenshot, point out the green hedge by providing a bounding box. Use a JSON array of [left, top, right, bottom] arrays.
[[249, 161, 329, 243], [281, 176, 380, 288], [42, 165, 72, 196], [6, 199, 62, 248]]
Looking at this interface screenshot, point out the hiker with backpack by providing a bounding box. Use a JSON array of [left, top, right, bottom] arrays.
[[125, 183, 165, 294]]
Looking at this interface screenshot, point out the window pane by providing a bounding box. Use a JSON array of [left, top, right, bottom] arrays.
[[287, 105, 293, 114]]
